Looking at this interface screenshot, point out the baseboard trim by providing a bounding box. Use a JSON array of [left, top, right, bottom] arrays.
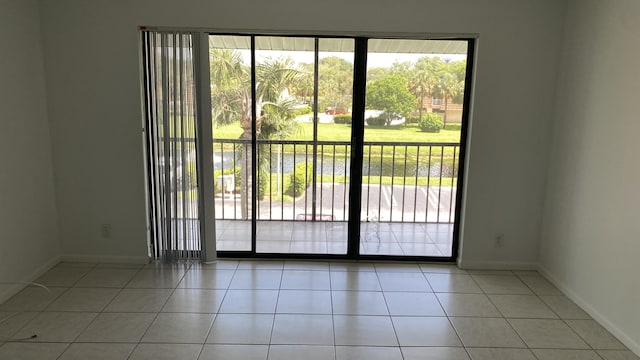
[[538, 264, 640, 357], [457, 259, 538, 270], [0, 255, 61, 305], [60, 254, 150, 265]]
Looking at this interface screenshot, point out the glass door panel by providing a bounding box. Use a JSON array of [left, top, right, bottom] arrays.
[[254, 36, 316, 253], [360, 39, 468, 257], [318, 38, 354, 254], [252, 36, 354, 255], [209, 35, 253, 251]]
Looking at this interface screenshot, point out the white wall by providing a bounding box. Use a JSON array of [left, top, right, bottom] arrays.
[[0, 0, 60, 301], [539, 0, 640, 354], [38, 0, 565, 267]]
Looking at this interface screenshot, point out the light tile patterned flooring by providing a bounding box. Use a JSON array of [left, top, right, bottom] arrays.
[[216, 221, 454, 256], [0, 260, 638, 360]]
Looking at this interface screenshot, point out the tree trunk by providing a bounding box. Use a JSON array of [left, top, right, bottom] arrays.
[[240, 133, 252, 220], [276, 143, 282, 196], [238, 93, 266, 220], [239, 93, 254, 220], [443, 96, 449, 128], [417, 90, 425, 128]]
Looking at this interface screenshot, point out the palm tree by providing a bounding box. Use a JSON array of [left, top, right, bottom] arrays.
[[409, 57, 442, 121], [318, 56, 353, 113], [289, 62, 314, 104], [437, 64, 464, 128], [260, 98, 301, 195], [210, 49, 249, 128], [209, 49, 304, 217]]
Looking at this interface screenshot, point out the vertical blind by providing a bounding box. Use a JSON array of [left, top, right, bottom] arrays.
[[142, 31, 201, 260]]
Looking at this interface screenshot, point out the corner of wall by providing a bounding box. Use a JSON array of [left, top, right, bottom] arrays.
[[538, 263, 640, 355], [0, 255, 60, 305]]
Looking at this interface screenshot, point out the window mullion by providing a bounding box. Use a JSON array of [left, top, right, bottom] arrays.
[[347, 37, 368, 257]]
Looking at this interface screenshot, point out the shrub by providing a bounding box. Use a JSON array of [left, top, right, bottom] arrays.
[[291, 105, 311, 117], [333, 114, 352, 124], [405, 116, 420, 125], [366, 116, 387, 126], [418, 113, 444, 133], [213, 163, 240, 193], [185, 160, 198, 189], [286, 162, 313, 197]]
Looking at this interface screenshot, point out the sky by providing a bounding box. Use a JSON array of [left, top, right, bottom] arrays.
[[233, 49, 466, 69]]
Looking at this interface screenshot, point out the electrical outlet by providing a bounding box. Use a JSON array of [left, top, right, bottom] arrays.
[[494, 233, 504, 247], [101, 224, 112, 238]]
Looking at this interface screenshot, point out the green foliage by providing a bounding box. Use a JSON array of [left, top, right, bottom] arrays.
[[418, 113, 444, 133], [260, 99, 301, 140], [365, 75, 417, 122], [318, 57, 353, 111], [185, 160, 198, 189], [256, 145, 271, 199], [209, 49, 249, 127], [213, 162, 240, 193], [333, 114, 352, 124], [389, 61, 412, 80], [366, 116, 387, 127], [366, 67, 390, 83], [290, 105, 311, 117], [258, 165, 269, 199], [405, 116, 420, 125], [286, 162, 314, 197]]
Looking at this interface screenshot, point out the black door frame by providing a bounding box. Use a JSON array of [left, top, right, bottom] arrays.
[[209, 33, 476, 262]]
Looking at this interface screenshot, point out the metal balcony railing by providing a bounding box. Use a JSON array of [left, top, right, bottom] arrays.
[[212, 138, 459, 223]]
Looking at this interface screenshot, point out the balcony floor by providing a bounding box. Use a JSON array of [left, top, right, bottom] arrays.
[[216, 220, 453, 257]]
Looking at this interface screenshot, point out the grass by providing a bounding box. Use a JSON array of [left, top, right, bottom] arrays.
[[212, 121, 462, 163], [318, 175, 457, 187], [213, 122, 244, 139], [205, 119, 462, 203], [213, 120, 462, 143]]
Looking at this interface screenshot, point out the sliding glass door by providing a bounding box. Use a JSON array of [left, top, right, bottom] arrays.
[[360, 39, 470, 257], [144, 31, 473, 260], [209, 35, 355, 256]]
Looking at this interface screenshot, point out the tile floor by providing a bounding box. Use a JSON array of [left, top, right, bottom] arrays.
[[0, 260, 638, 360], [216, 221, 454, 256]]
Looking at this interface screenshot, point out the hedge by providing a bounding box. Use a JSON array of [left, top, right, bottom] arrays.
[[333, 114, 352, 124], [418, 113, 444, 133], [286, 162, 314, 197]]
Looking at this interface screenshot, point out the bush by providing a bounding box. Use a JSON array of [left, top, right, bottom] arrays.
[[405, 116, 420, 125], [258, 166, 269, 199], [286, 162, 313, 197], [418, 113, 444, 133], [185, 160, 198, 189], [213, 163, 240, 193], [366, 116, 387, 126], [291, 105, 311, 117], [333, 114, 352, 124]]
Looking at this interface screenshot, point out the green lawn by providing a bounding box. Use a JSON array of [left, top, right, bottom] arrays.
[[213, 122, 244, 139], [302, 122, 461, 143], [213, 120, 462, 143], [208, 119, 461, 202]]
